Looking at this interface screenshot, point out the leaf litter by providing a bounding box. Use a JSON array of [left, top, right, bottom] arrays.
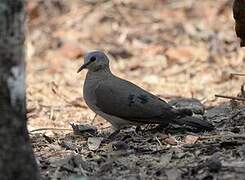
[[27, 0, 245, 179]]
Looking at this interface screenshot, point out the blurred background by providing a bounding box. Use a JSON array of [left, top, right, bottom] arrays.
[[26, 0, 244, 130]]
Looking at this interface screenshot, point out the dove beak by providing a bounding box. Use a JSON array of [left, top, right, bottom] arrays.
[[77, 61, 93, 73]]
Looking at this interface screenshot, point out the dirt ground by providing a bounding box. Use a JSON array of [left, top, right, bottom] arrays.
[[26, 0, 245, 179]]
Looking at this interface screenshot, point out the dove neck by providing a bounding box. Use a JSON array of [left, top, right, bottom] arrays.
[[86, 67, 112, 80]]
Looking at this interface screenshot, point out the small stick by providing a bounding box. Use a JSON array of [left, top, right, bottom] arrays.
[[215, 94, 245, 101], [100, 126, 112, 130], [199, 134, 245, 140], [230, 73, 245, 77], [155, 136, 163, 147], [29, 127, 72, 133], [91, 114, 98, 125]]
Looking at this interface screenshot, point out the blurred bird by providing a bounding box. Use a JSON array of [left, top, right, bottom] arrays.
[[77, 50, 214, 132]]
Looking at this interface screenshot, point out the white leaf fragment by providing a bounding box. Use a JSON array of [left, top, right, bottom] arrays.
[[87, 137, 103, 151]]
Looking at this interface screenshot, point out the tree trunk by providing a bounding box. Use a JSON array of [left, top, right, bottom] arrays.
[[233, 0, 245, 47], [0, 1, 39, 179]]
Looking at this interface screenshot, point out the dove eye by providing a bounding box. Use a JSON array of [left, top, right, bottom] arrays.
[[89, 56, 96, 62]]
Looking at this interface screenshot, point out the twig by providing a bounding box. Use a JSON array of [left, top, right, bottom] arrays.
[[201, 90, 227, 104], [50, 107, 54, 120], [91, 113, 98, 125], [215, 94, 245, 101], [29, 127, 72, 133], [199, 134, 245, 140], [100, 126, 112, 130], [201, 95, 216, 104], [155, 136, 163, 147], [230, 73, 245, 77], [230, 110, 243, 119]]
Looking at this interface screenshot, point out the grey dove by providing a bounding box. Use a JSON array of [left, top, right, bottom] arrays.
[[77, 50, 214, 131]]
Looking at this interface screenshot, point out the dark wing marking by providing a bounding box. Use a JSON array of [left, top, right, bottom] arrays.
[[94, 78, 177, 123]]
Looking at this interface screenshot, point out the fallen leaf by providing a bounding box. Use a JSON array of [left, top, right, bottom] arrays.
[[165, 46, 195, 62], [26, 1, 40, 21], [143, 44, 165, 56], [184, 135, 199, 144], [87, 137, 103, 151], [163, 135, 177, 146], [160, 134, 169, 139], [69, 97, 87, 108], [165, 46, 208, 63], [60, 42, 84, 59]]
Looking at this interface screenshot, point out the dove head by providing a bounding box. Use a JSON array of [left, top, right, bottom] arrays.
[[77, 51, 110, 72]]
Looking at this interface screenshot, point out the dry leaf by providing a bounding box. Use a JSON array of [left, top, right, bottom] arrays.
[[163, 136, 177, 146], [87, 137, 103, 151], [60, 42, 84, 59], [165, 46, 207, 63], [184, 135, 199, 144], [26, 1, 40, 21], [70, 97, 87, 108], [160, 134, 169, 139], [143, 44, 165, 56]]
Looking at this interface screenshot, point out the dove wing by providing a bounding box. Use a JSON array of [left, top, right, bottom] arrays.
[[94, 77, 177, 123]]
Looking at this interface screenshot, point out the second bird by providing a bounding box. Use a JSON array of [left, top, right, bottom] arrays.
[[77, 50, 214, 131]]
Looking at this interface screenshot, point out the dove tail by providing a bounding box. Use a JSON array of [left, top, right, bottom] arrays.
[[172, 116, 215, 131], [176, 108, 193, 116]]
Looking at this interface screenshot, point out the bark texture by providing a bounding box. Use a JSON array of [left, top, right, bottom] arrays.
[[0, 0, 39, 179]]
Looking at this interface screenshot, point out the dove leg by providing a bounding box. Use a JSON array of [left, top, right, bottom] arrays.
[[107, 129, 121, 140]]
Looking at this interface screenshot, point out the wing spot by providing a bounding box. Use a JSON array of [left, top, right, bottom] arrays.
[[128, 94, 135, 107], [137, 94, 148, 104]]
